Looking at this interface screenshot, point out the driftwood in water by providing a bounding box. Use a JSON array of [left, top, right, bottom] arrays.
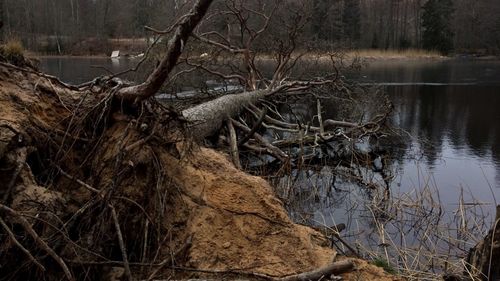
[[466, 205, 500, 280]]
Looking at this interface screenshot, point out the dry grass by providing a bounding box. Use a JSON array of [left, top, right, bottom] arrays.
[[281, 152, 492, 280], [346, 49, 443, 60], [347, 169, 491, 280], [1, 39, 25, 57], [248, 48, 443, 69], [0, 39, 35, 68]]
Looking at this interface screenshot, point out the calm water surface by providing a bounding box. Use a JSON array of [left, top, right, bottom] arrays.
[[39, 57, 500, 224], [38, 56, 148, 84], [360, 60, 500, 206]]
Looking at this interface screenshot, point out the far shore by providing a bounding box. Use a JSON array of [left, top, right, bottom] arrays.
[[28, 49, 500, 62]]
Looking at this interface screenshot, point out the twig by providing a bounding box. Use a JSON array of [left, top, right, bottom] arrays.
[[161, 265, 280, 279], [109, 204, 133, 281], [0, 61, 80, 90], [142, 219, 149, 263], [238, 107, 267, 146], [3, 147, 28, 203], [323, 119, 357, 129], [90, 65, 115, 75], [316, 99, 324, 136], [165, 260, 354, 281], [55, 165, 100, 194], [332, 235, 362, 259], [124, 122, 158, 152], [231, 118, 288, 162], [487, 206, 500, 280]]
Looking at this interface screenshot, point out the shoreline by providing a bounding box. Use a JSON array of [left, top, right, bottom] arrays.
[[28, 51, 500, 62]]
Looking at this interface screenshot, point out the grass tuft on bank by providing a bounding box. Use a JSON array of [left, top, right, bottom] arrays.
[[372, 258, 397, 275], [1, 39, 25, 59]]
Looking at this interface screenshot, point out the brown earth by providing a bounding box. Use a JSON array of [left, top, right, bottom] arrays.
[[157, 146, 405, 280], [0, 55, 402, 280], [161, 146, 334, 276]]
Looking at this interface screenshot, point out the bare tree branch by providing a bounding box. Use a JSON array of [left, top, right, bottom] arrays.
[[117, 0, 214, 102]]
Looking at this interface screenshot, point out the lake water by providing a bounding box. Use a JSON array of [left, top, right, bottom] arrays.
[[38, 57, 500, 245], [38, 56, 151, 85], [361, 60, 500, 206]]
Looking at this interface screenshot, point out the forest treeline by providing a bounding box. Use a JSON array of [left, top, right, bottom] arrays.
[[0, 0, 500, 55]]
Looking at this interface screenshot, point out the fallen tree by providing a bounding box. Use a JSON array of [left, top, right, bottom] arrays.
[[0, 42, 336, 281], [0, 0, 396, 280]]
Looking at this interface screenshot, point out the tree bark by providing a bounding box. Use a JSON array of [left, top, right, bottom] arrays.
[[182, 89, 270, 140]]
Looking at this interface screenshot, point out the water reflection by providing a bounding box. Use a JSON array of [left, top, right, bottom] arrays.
[[37, 56, 147, 84], [267, 60, 500, 265], [281, 60, 500, 227], [391, 84, 500, 168], [355, 61, 500, 207]]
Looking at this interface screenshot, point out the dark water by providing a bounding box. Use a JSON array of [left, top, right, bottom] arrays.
[[38, 57, 500, 220], [38, 56, 148, 85], [359, 60, 500, 207]]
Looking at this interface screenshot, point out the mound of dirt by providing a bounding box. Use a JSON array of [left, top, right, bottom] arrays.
[[160, 147, 335, 277]]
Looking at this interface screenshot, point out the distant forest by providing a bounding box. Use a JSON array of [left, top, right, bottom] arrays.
[[1, 0, 500, 55]]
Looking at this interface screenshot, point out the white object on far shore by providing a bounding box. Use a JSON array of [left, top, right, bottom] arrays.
[[111, 51, 120, 58]]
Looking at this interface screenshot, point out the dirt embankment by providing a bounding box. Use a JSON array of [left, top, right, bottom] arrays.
[[162, 146, 333, 275], [159, 147, 403, 280], [0, 55, 401, 280]]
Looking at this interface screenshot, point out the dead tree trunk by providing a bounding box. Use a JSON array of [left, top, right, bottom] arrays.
[[182, 89, 269, 139], [466, 205, 500, 280]]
